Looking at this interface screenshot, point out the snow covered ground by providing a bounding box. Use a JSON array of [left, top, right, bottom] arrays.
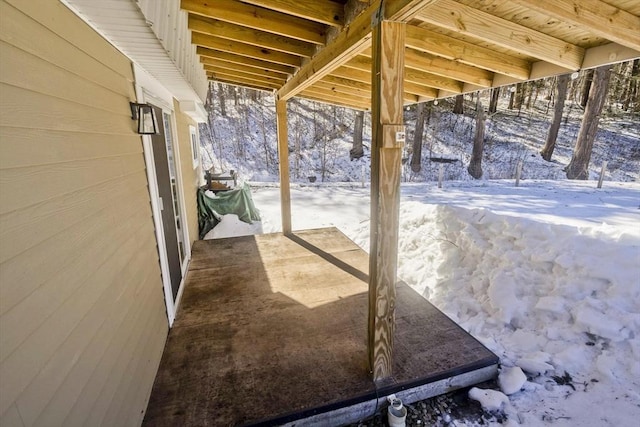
[[206, 179, 640, 426]]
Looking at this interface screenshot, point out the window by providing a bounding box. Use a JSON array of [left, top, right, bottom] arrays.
[[189, 125, 199, 169]]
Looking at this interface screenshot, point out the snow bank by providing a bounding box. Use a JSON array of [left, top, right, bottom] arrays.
[[384, 202, 640, 425]]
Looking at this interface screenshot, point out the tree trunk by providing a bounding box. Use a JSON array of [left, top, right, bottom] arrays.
[[623, 59, 639, 111], [508, 86, 516, 109], [525, 82, 534, 110], [453, 94, 464, 114], [566, 65, 612, 179], [489, 87, 500, 114], [230, 86, 239, 106], [541, 74, 570, 161], [350, 110, 365, 160], [467, 99, 485, 179], [217, 83, 226, 116], [515, 82, 525, 114], [580, 69, 594, 108], [411, 103, 426, 172]]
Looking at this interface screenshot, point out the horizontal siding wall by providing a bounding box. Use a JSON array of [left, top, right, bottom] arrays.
[[0, 1, 168, 426], [173, 99, 201, 245]]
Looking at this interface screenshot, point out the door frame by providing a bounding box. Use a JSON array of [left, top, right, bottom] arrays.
[[134, 65, 191, 326]]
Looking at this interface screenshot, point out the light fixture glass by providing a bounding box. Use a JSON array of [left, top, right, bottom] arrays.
[[129, 102, 159, 135], [138, 104, 158, 134]]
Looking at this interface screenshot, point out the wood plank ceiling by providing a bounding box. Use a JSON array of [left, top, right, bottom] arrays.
[[181, 0, 640, 110]]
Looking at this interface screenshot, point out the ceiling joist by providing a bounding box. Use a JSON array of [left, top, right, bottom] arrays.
[[207, 73, 280, 91], [277, 0, 436, 101], [202, 58, 289, 81], [196, 47, 297, 75], [238, 0, 345, 27], [299, 89, 370, 110], [511, 0, 640, 52], [205, 67, 287, 87], [405, 25, 531, 80], [188, 14, 315, 57], [207, 77, 276, 92], [182, 0, 327, 44], [416, 0, 585, 70], [192, 32, 302, 67]]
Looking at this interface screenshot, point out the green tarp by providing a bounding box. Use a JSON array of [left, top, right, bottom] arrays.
[[197, 183, 261, 239]]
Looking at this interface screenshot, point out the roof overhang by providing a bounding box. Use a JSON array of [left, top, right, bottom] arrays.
[[63, 0, 208, 108]]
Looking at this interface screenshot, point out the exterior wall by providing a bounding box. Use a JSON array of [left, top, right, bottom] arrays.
[[0, 0, 168, 425], [173, 99, 202, 245]]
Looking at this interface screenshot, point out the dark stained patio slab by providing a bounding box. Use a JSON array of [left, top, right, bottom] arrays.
[[143, 228, 498, 426]]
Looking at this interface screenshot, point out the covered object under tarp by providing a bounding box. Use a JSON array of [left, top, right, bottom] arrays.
[[197, 183, 261, 239]]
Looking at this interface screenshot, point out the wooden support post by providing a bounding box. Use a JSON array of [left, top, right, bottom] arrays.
[[276, 98, 292, 234], [597, 161, 607, 189], [368, 20, 405, 382]]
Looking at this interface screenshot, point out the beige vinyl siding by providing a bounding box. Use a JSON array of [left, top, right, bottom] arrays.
[[0, 0, 168, 426], [173, 99, 202, 244]]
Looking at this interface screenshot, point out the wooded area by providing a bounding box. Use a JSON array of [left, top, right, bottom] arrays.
[[202, 59, 638, 182]]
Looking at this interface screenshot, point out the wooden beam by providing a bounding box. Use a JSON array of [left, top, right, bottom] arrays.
[[297, 91, 370, 110], [192, 32, 302, 67], [511, 0, 640, 52], [276, 99, 292, 234], [315, 79, 370, 98], [189, 14, 315, 57], [301, 88, 371, 110], [330, 66, 438, 98], [238, 0, 345, 27], [330, 66, 371, 84], [321, 75, 370, 92], [277, 0, 436, 100], [207, 75, 276, 92], [202, 57, 289, 79], [315, 78, 418, 104], [200, 56, 288, 80], [343, 54, 374, 72], [404, 48, 493, 87], [207, 73, 280, 90], [368, 20, 405, 382], [492, 42, 640, 87], [349, 54, 462, 92], [196, 46, 297, 75], [181, 0, 326, 44], [384, 0, 438, 21], [404, 67, 463, 92], [203, 65, 287, 85], [404, 81, 438, 99], [416, 0, 585, 70], [405, 25, 531, 80]]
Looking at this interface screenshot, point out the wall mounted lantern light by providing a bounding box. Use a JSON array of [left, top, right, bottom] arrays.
[[129, 102, 159, 135]]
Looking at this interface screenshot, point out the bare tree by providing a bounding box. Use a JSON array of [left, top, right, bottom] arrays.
[[217, 83, 227, 117], [453, 94, 464, 114], [580, 69, 594, 108], [488, 87, 500, 114], [540, 74, 570, 161], [514, 83, 525, 111], [293, 101, 302, 178], [508, 85, 516, 109], [566, 65, 612, 179], [350, 110, 365, 160], [467, 98, 486, 179], [623, 59, 639, 111], [410, 103, 426, 172]]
